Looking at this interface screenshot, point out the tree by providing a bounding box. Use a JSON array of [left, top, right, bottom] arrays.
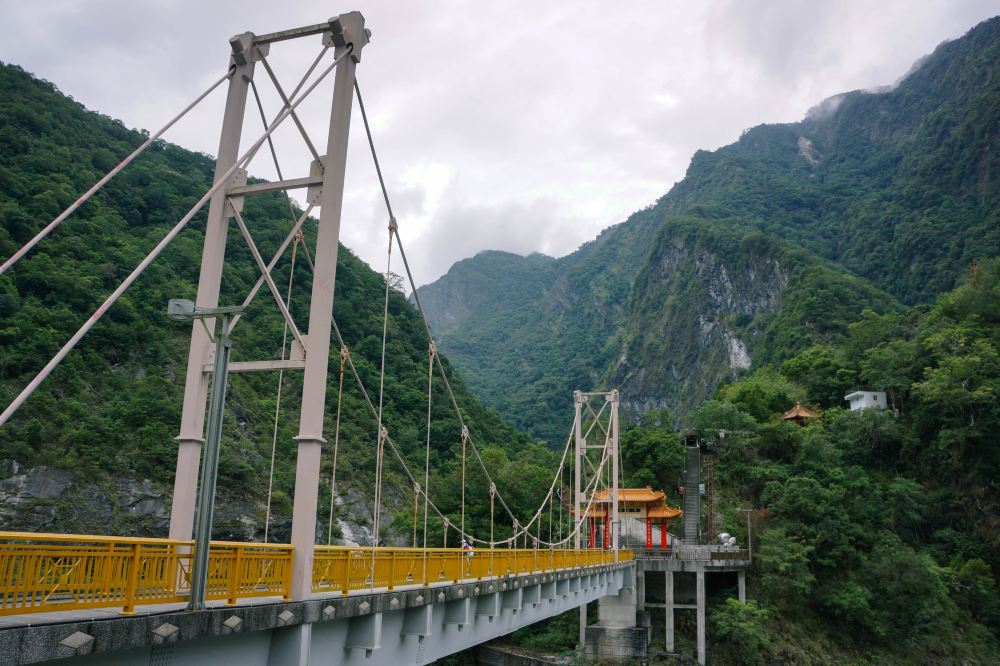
[[688, 400, 757, 435], [757, 528, 815, 605], [717, 368, 803, 422], [621, 408, 684, 492], [710, 598, 772, 665]]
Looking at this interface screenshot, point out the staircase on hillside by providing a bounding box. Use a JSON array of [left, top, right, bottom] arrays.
[[682, 445, 701, 544]]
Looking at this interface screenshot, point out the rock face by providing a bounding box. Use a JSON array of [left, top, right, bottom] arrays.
[[609, 226, 792, 421], [1, 461, 169, 535], [0, 459, 403, 545]]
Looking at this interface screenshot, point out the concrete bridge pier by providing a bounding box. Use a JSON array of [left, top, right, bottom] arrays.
[[585, 551, 750, 665]]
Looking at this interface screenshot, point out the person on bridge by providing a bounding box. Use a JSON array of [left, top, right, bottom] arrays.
[[462, 539, 474, 565]]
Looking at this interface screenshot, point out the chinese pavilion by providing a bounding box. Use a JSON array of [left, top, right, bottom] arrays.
[[585, 486, 683, 550]]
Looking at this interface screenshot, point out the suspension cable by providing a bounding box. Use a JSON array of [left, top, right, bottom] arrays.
[[264, 236, 299, 542], [248, 79, 303, 227], [0, 67, 235, 275], [328, 316, 460, 539], [354, 76, 558, 541], [370, 220, 394, 582], [422, 341, 434, 582], [412, 482, 419, 548], [460, 425, 468, 544], [327, 345, 348, 545], [301, 227, 594, 549], [489, 482, 496, 550], [0, 46, 350, 427]]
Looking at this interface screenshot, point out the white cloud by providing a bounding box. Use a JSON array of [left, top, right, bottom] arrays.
[[1, 0, 997, 286]]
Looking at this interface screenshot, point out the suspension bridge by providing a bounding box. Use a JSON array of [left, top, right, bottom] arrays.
[[0, 12, 658, 666]]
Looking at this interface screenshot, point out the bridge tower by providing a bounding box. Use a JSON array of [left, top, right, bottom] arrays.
[[572, 389, 621, 648], [168, 13, 371, 601]]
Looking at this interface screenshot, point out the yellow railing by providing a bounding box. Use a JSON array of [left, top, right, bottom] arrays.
[[0, 532, 631, 616], [0, 532, 292, 616], [312, 546, 631, 594]]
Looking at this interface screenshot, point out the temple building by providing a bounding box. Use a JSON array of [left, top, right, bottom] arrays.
[[584, 486, 683, 549]]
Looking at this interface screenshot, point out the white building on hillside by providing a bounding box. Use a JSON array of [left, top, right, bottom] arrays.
[[844, 390, 887, 411]]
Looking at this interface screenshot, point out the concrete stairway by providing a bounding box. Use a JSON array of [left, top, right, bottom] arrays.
[[682, 446, 700, 544]]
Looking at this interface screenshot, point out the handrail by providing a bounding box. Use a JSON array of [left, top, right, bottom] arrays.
[[311, 546, 631, 594], [0, 533, 631, 617], [0, 533, 293, 616], [0, 532, 294, 547]]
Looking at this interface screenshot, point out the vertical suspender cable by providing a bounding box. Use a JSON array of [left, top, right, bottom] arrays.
[[422, 342, 434, 584], [370, 221, 394, 585], [412, 483, 419, 548], [460, 425, 468, 542], [263, 237, 299, 542], [489, 483, 495, 547], [327, 346, 348, 545]]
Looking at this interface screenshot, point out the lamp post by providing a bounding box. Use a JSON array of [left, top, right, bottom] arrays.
[[167, 298, 245, 611]]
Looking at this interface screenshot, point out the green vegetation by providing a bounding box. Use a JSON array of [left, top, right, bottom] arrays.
[[0, 61, 556, 543], [690, 260, 1000, 663]]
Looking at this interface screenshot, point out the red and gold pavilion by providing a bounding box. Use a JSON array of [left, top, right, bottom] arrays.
[[583, 486, 683, 550]]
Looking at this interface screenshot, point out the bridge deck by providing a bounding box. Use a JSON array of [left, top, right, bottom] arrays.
[[0, 575, 517, 629], [1, 558, 634, 666]]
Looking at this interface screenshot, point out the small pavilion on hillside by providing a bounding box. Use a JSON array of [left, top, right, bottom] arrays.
[[782, 402, 817, 426], [584, 486, 683, 550]]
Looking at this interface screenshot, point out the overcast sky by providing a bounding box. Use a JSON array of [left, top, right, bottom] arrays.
[[2, 1, 998, 286]]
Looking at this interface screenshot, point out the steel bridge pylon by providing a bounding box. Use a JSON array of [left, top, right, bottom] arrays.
[[572, 388, 620, 646], [168, 13, 371, 601]]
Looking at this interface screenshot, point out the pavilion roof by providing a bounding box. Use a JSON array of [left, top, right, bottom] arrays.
[[647, 503, 683, 519], [592, 486, 665, 503], [783, 402, 817, 420]]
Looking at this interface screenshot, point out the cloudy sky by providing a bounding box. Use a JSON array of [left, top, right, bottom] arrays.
[[2, 1, 998, 286]]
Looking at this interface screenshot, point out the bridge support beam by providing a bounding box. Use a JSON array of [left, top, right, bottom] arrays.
[[169, 33, 258, 542], [696, 569, 706, 665], [289, 12, 369, 601], [268, 623, 311, 666]]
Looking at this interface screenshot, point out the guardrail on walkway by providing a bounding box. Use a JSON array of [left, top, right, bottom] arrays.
[[0, 532, 292, 616], [311, 546, 629, 594], [633, 546, 750, 562], [0, 532, 631, 616]]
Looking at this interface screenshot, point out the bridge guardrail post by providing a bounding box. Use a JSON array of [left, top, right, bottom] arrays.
[[226, 545, 242, 606], [283, 546, 293, 600], [122, 542, 142, 615], [101, 541, 115, 605]]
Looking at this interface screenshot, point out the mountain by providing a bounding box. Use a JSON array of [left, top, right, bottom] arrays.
[[0, 62, 555, 544], [418, 16, 1000, 442]]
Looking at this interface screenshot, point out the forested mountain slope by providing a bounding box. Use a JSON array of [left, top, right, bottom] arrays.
[[0, 62, 555, 544], [418, 207, 665, 444], [418, 16, 1000, 442]]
